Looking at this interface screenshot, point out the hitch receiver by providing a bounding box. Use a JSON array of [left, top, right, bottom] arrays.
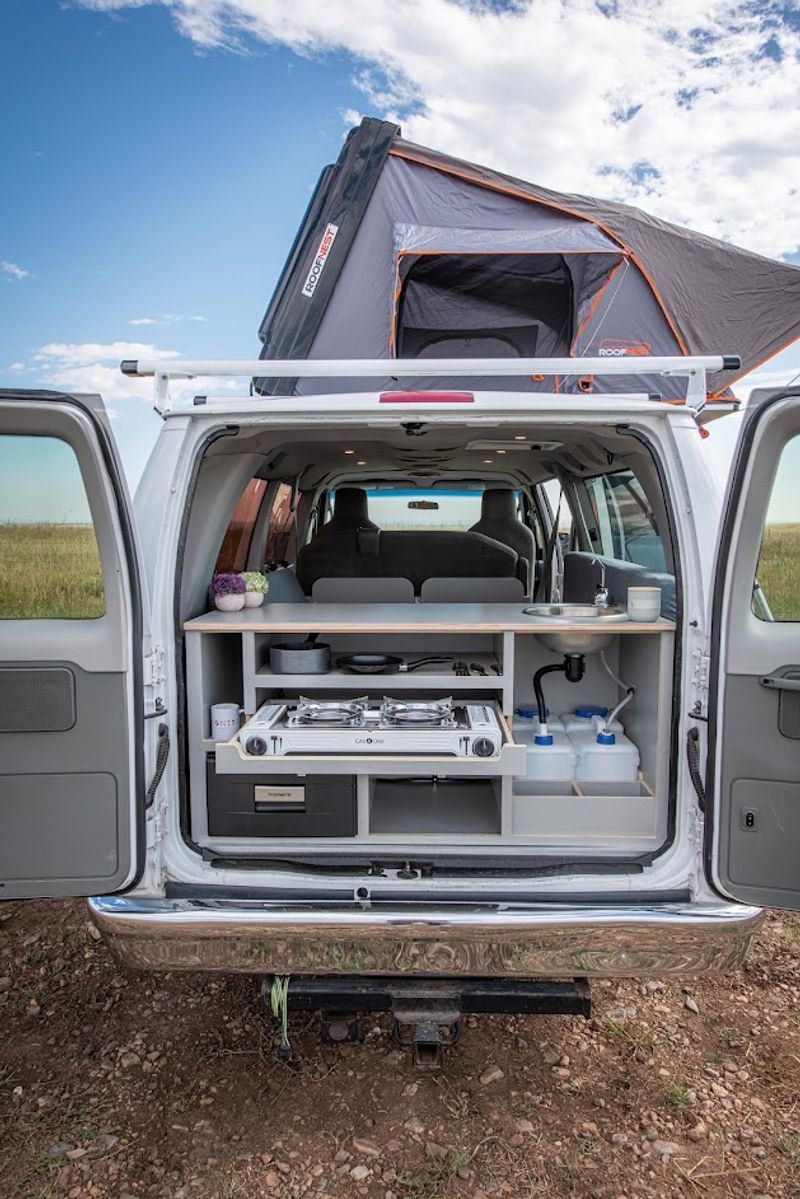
[[274, 976, 591, 1069]]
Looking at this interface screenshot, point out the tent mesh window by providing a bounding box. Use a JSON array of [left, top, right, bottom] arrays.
[[396, 253, 574, 359]]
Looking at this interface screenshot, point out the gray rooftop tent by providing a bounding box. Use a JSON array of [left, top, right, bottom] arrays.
[[257, 118, 800, 401]]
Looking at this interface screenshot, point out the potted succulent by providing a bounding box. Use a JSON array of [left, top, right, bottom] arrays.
[[240, 570, 269, 608], [212, 572, 247, 612]]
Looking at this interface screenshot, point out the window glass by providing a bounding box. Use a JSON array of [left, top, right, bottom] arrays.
[[753, 435, 800, 621], [583, 469, 667, 572], [0, 435, 105, 619], [264, 482, 296, 566], [215, 479, 267, 573], [360, 489, 484, 531]]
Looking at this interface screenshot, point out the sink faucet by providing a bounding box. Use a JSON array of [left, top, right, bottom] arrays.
[[592, 558, 610, 607]]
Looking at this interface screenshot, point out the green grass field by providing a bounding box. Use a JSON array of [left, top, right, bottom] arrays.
[[756, 523, 800, 621], [0, 519, 797, 623], [0, 523, 105, 619]]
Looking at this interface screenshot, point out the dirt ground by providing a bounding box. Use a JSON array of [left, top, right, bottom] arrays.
[[1, 902, 799, 1199]]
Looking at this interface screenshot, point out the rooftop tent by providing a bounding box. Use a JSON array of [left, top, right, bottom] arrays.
[[257, 118, 800, 399]]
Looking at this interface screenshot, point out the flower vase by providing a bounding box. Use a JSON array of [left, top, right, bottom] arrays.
[[215, 594, 246, 612]]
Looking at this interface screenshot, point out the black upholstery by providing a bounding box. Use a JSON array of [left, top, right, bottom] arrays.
[[470, 489, 536, 593], [296, 487, 520, 594], [329, 488, 376, 528], [562, 551, 677, 620], [296, 488, 379, 593], [378, 530, 518, 593]]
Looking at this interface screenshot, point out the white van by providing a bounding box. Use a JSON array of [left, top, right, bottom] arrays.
[[1, 351, 798, 1051]]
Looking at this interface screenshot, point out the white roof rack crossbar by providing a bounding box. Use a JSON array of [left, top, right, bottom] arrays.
[[120, 355, 740, 412]]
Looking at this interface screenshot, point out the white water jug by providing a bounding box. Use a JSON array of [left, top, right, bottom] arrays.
[[561, 705, 623, 736], [513, 706, 565, 739], [520, 730, 577, 782], [574, 729, 639, 783]]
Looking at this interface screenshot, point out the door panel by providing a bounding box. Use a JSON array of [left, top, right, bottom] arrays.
[[708, 387, 800, 909], [0, 392, 143, 899]]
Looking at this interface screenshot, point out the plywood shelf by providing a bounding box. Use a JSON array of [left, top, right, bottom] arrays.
[[252, 652, 503, 691]]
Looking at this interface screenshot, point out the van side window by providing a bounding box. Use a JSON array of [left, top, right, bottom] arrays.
[[214, 479, 267, 573], [582, 470, 667, 572], [753, 435, 800, 621], [0, 434, 105, 619], [263, 482, 296, 566]]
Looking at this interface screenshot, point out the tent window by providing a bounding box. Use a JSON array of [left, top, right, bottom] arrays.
[[396, 253, 573, 359]]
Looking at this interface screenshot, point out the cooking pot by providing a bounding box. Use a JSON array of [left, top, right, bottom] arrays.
[[269, 634, 331, 674]]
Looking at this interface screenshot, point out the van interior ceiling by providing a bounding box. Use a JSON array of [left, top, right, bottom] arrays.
[[178, 419, 678, 873]]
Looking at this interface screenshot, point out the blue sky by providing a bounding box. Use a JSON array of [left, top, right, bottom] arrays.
[[1, 0, 800, 514], [0, 0, 371, 482]]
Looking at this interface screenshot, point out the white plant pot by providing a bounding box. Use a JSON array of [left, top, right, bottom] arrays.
[[215, 594, 245, 612], [243, 591, 265, 608]]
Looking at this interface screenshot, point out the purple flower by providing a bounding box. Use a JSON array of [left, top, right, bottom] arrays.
[[212, 572, 246, 597]]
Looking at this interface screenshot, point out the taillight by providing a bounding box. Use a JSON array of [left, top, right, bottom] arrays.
[[379, 391, 474, 403]]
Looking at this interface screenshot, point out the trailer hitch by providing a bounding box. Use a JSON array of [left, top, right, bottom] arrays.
[[266, 976, 591, 1070], [392, 1003, 462, 1070]]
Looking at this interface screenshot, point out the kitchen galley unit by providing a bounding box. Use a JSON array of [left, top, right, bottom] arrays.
[[184, 602, 674, 861]]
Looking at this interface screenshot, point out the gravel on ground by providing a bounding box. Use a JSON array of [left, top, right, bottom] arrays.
[[1, 900, 799, 1199]]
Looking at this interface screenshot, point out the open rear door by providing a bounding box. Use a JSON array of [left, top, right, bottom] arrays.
[[0, 391, 143, 898], [708, 386, 800, 910]]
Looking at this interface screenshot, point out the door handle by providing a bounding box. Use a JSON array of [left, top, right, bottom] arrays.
[[760, 670, 800, 692]]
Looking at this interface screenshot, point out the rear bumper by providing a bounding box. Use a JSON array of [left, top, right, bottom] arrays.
[[90, 896, 763, 978]]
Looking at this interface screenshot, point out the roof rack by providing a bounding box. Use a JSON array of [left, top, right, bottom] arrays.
[[121, 354, 741, 413]]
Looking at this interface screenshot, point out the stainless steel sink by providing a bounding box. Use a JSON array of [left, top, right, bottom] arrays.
[[521, 603, 629, 654]]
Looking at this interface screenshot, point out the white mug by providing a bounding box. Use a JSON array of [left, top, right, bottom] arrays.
[[627, 586, 661, 622], [210, 702, 242, 741]]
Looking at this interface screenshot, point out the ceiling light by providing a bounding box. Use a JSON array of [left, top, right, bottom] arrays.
[[357, 459, 367, 465], [344, 449, 355, 455], [483, 458, 493, 464], [496, 449, 507, 455], [514, 435, 526, 441]]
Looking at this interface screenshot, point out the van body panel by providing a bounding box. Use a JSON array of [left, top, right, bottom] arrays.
[[0, 391, 145, 898], [708, 388, 800, 910], [8, 373, 800, 971]]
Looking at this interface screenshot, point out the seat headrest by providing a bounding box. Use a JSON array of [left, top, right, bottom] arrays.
[[331, 487, 371, 526], [481, 489, 517, 521]]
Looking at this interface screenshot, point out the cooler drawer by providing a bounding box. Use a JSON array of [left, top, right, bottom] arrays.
[[205, 758, 356, 838]]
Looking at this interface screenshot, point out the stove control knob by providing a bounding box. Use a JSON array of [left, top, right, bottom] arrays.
[[472, 737, 495, 758], [244, 735, 267, 756]]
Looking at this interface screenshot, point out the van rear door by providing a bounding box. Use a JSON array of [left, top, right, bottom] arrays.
[[707, 386, 800, 910], [0, 391, 144, 898]]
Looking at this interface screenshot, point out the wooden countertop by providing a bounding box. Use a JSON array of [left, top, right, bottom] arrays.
[[184, 603, 673, 635]]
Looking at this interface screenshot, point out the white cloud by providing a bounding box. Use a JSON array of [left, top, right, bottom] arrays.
[[74, 0, 800, 258], [6, 362, 27, 372], [22, 340, 241, 409], [2, 260, 30, 281], [129, 312, 208, 325], [33, 340, 181, 367], [29, 341, 181, 404]]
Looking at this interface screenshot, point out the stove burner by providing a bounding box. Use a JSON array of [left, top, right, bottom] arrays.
[[380, 697, 455, 727], [291, 696, 368, 727]]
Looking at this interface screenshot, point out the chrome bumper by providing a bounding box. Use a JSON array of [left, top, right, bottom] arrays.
[[90, 897, 763, 978]]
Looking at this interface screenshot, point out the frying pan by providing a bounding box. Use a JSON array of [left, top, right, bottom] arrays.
[[336, 653, 452, 675]]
